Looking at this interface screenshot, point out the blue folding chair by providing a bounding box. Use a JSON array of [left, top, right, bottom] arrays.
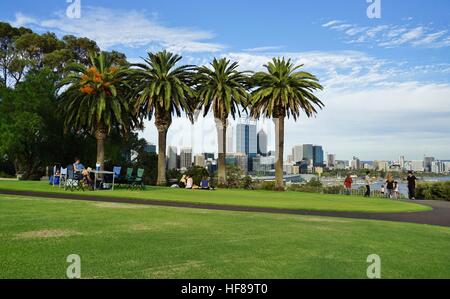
[[113, 166, 121, 188]]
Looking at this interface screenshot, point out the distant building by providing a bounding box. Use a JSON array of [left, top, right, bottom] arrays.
[[144, 143, 156, 153], [431, 161, 444, 174], [194, 155, 206, 167], [302, 144, 314, 164], [405, 160, 424, 172], [167, 146, 178, 170], [203, 152, 215, 160], [351, 156, 361, 170], [335, 160, 349, 170], [327, 154, 336, 168], [373, 160, 389, 172], [236, 122, 257, 155], [226, 125, 234, 154], [292, 145, 303, 163], [313, 145, 324, 167], [253, 156, 275, 174], [180, 147, 192, 169], [257, 129, 268, 156], [424, 157, 435, 172]]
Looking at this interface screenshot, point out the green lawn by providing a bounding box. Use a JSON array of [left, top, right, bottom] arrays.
[[0, 194, 449, 278], [0, 180, 430, 213]]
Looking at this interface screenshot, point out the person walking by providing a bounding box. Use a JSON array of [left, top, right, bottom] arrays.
[[344, 174, 353, 195], [406, 171, 417, 200], [385, 172, 395, 198], [393, 181, 400, 199], [364, 171, 372, 197]]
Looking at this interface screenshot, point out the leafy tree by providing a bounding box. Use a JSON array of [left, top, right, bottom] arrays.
[[58, 52, 138, 170], [0, 68, 61, 178], [250, 58, 323, 190], [195, 58, 250, 186], [130, 50, 195, 186]]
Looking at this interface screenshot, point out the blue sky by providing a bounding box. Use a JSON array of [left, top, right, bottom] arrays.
[[1, 0, 450, 161]]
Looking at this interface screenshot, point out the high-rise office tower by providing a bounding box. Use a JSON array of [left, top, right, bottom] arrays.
[[236, 120, 257, 171], [313, 145, 324, 167], [302, 144, 314, 164], [257, 129, 268, 156], [292, 145, 303, 163], [194, 155, 206, 167], [327, 154, 336, 168], [167, 146, 178, 170], [236, 123, 257, 155], [226, 125, 234, 153], [180, 147, 193, 169]]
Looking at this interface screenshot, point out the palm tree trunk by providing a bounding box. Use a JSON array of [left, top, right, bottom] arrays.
[[155, 111, 172, 186], [274, 116, 285, 190], [95, 127, 107, 171], [216, 117, 227, 186]]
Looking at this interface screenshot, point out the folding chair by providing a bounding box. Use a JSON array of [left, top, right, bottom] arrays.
[[112, 166, 122, 188], [59, 167, 67, 188], [65, 166, 85, 191], [130, 168, 145, 190]]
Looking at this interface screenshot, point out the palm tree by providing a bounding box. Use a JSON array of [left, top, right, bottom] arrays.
[[130, 50, 195, 186], [59, 52, 137, 170], [195, 58, 250, 186], [250, 58, 324, 190]]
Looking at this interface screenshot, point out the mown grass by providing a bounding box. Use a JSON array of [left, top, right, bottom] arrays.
[[0, 180, 430, 213], [0, 194, 449, 279]]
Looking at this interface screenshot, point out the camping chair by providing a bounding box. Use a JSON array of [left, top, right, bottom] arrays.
[[130, 168, 145, 190], [65, 165, 85, 191], [122, 167, 134, 187], [112, 166, 122, 188], [59, 167, 67, 188]]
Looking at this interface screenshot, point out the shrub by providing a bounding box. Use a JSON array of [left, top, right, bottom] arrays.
[[254, 181, 276, 191], [416, 181, 450, 201]]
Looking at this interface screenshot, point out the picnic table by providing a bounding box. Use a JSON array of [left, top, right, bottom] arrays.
[[90, 170, 115, 191]]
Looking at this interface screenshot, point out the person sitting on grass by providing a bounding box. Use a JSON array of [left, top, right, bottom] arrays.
[[185, 176, 193, 189], [200, 177, 214, 190]]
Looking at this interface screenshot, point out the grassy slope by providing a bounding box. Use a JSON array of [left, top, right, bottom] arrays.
[[0, 194, 449, 279], [0, 180, 430, 213]]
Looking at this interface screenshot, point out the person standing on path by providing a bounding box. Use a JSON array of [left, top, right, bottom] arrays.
[[344, 174, 353, 195], [385, 172, 395, 198], [364, 171, 372, 197], [407, 171, 417, 200]]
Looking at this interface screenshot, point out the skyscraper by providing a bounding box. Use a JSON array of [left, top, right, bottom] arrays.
[[292, 145, 303, 163], [226, 125, 234, 153], [327, 154, 336, 168], [302, 144, 314, 164], [236, 123, 257, 155], [313, 145, 324, 167], [180, 147, 192, 169], [236, 120, 257, 171], [194, 155, 206, 167], [257, 129, 268, 156], [167, 146, 178, 170]]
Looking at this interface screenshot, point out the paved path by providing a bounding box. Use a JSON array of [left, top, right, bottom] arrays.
[[1, 189, 450, 227]]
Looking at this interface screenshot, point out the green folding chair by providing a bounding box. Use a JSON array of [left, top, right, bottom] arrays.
[[130, 168, 145, 190]]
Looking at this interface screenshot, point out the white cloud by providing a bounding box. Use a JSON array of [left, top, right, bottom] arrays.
[[11, 6, 225, 53], [323, 20, 450, 49]]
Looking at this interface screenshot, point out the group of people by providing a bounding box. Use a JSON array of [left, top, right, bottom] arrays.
[[176, 175, 214, 190], [343, 170, 417, 200]]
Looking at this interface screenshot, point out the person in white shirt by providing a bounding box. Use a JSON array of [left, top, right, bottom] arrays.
[[185, 176, 193, 189]]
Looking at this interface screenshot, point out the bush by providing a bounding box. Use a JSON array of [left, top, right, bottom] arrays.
[[416, 181, 450, 201], [254, 181, 276, 191]]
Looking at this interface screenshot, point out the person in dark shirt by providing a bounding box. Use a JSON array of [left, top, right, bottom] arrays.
[[406, 171, 417, 200]]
